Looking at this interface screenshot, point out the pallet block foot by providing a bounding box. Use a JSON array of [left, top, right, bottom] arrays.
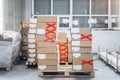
[[90, 71, 95, 77], [6, 67, 11, 71], [64, 72, 69, 76], [39, 72, 43, 77]]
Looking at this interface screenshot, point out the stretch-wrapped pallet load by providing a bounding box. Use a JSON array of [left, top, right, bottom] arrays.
[[58, 32, 68, 64], [71, 28, 93, 72], [27, 19, 37, 65], [21, 22, 29, 59], [36, 16, 58, 71]]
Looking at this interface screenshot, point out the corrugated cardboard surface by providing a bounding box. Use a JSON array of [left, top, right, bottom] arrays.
[[80, 47, 92, 53], [37, 54, 57, 59], [68, 53, 73, 63], [38, 65, 57, 71], [36, 34, 56, 41], [38, 59, 58, 65], [73, 57, 81, 65], [37, 47, 57, 53], [81, 53, 93, 72], [58, 32, 67, 43], [80, 41, 92, 47], [37, 16, 57, 23], [37, 42, 57, 47], [80, 28, 91, 34]]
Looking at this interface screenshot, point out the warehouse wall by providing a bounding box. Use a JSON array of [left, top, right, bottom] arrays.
[[3, 0, 22, 32]]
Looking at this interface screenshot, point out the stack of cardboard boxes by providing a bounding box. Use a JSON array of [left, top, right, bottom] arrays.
[[27, 21, 37, 65], [36, 16, 58, 71], [58, 32, 68, 64], [71, 28, 93, 72], [80, 28, 93, 72], [68, 40, 72, 63], [71, 28, 81, 71]]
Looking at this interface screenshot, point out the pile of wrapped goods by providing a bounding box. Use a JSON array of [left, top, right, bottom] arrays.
[[0, 31, 21, 71], [99, 51, 120, 72], [21, 22, 29, 59]]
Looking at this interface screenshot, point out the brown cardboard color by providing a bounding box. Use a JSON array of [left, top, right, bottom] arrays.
[[37, 23, 57, 29], [37, 42, 57, 47], [36, 34, 56, 41], [80, 33, 92, 41], [73, 57, 81, 65], [80, 41, 92, 47], [68, 47, 72, 53], [68, 41, 72, 47], [38, 65, 57, 71], [58, 32, 67, 43], [37, 54, 57, 59], [38, 59, 57, 65], [68, 53, 73, 63], [81, 53, 93, 60], [80, 47, 92, 53], [80, 28, 91, 34], [37, 16, 57, 23], [37, 47, 57, 54]]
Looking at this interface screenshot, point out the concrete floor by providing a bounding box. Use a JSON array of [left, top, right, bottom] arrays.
[[0, 54, 120, 80]]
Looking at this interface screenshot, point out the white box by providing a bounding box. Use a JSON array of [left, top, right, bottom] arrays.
[[72, 47, 80, 52], [29, 29, 36, 34], [28, 44, 36, 48], [73, 65, 82, 70], [28, 39, 36, 43], [30, 18, 37, 23], [73, 53, 81, 58], [28, 34, 35, 39], [28, 58, 35, 62], [29, 54, 36, 58], [72, 34, 80, 40], [28, 49, 36, 53], [71, 28, 80, 33], [29, 24, 36, 28], [72, 41, 80, 46]]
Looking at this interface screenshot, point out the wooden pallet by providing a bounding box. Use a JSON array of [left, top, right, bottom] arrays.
[[38, 65, 95, 77]]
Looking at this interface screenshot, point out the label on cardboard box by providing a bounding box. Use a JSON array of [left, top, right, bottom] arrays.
[[73, 53, 81, 58], [72, 41, 80, 46], [71, 28, 80, 33], [29, 24, 36, 28], [38, 65, 46, 70], [38, 54, 46, 59], [37, 29, 45, 34], [28, 44, 35, 48], [73, 65, 82, 70], [72, 47, 80, 52], [28, 49, 36, 53], [28, 39, 35, 43], [28, 34, 35, 39], [29, 29, 36, 34], [72, 34, 80, 40]]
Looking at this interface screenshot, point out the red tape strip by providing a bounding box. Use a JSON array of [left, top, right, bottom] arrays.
[[45, 23, 56, 42], [60, 57, 67, 62], [80, 34, 92, 41], [82, 60, 93, 65]]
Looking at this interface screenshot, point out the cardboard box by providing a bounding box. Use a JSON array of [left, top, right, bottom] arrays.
[[68, 53, 73, 63], [37, 29, 46, 34], [68, 41, 72, 47], [81, 53, 93, 72], [72, 47, 80, 52], [37, 42, 57, 47], [38, 65, 57, 71], [80, 28, 91, 34], [28, 58, 36, 63], [60, 57, 68, 63], [72, 34, 80, 40], [37, 16, 57, 23], [28, 54, 36, 58], [58, 32, 67, 43], [29, 23, 36, 28], [80, 33, 92, 41], [73, 53, 81, 65], [28, 49, 36, 53], [80, 47, 91, 53], [28, 34, 36, 39], [30, 18, 37, 24], [80, 41, 92, 47], [28, 44, 36, 48], [29, 29, 36, 34], [72, 41, 80, 46], [38, 59, 57, 65], [37, 47, 57, 54], [36, 34, 56, 41], [37, 54, 57, 59], [28, 39, 36, 43], [37, 23, 57, 29]]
